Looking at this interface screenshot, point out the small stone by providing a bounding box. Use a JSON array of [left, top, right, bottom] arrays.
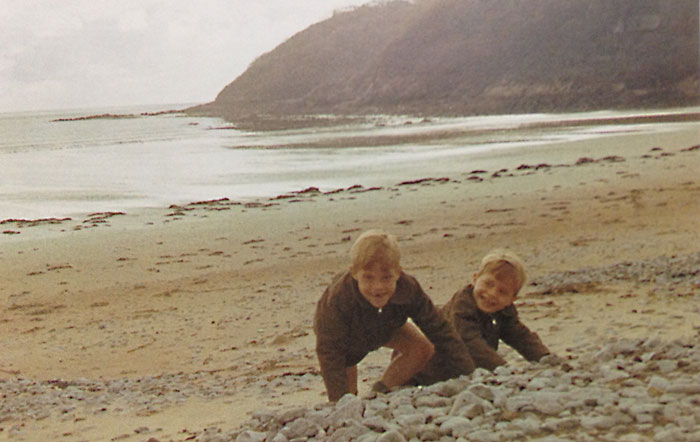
[[508, 416, 542, 435], [468, 384, 495, 402], [235, 430, 267, 442], [328, 420, 370, 442], [580, 415, 617, 430], [648, 376, 671, 392], [468, 429, 503, 442], [376, 429, 407, 442], [657, 360, 677, 373], [395, 413, 426, 428], [504, 395, 531, 413], [281, 418, 319, 439], [654, 427, 685, 442], [668, 382, 700, 394], [533, 391, 568, 415], [439, 416, 473, 438], [326, 394, 364, 427], [448, 391, 481, 416], [413, 393, 450, 408]]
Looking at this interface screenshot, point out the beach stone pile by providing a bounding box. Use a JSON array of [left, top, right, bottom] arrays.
[[230, 336, 700, 442], [530, 252, 700, 296]]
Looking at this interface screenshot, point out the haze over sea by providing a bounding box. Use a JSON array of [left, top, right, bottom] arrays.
[[2, 104, 699, 220]]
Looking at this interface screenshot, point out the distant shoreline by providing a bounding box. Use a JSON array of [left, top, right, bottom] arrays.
[[4, 106, 699, 221], [50, 108, 185, 122], [221, 111, 700, 149]]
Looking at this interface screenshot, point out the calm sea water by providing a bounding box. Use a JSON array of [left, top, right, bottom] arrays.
[[1, 104, 698, 219]]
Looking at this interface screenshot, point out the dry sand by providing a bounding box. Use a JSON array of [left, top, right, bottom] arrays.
[[0, 128, 699, 441]]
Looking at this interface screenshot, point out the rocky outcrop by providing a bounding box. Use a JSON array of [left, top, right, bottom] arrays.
[[190, 0, 699, 124]]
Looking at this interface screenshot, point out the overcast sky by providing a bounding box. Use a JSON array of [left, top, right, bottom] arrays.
[[0, 0, 372, 112]]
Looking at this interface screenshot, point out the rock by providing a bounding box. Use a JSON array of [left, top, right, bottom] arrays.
[[580, 415, 618, 430], [648, 375, 671, 392], [657, 360, 677, 373], [325, 394, 364, 427], [355, 433, 380, 442], [504, 395, 532, 413], [654, 427, 685, 442], [439, 416, 473, 438], [413, 393, 451, 408], [668, 382, 700, 394], [468, 384, 495, 402], [376, 430, 407, 442], [531, 391, 567, 415], [467, 429, 502, 442], [394, 413, 426, 428], [280, 418, 320, 439], [328, 420, 370, 442], [422, 376, 469, 397], [450, 390, 492, 416], [235, 430, 267, 442], [461, 403, 485, 419], [278, 407, 308, 424]]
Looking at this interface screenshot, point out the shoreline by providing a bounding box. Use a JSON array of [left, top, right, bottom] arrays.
[[0, 130, 698, 441], [3, 107, 700, 222], [3, 118, 699, 228]]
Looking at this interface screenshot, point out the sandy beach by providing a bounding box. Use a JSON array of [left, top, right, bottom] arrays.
[[1, 127, 699, 441]]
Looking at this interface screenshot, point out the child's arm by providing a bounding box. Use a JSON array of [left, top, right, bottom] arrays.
[[314, 298, 352, 402], [499, 306, 550, 362]]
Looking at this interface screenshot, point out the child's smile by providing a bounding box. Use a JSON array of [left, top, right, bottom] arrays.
[[472, 271, 518, 313], [354, 262, 400, 309]]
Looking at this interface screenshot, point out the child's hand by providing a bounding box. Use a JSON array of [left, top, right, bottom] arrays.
[[539, 353, 565, 366]]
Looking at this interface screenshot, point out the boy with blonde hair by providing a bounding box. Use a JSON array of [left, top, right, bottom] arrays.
[[441, 249, 550, 370], [413, 249, 551, 384], [314, 229, 475, 401]]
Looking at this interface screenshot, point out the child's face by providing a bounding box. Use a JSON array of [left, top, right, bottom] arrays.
[[472, 269, 519, 313], [352, 261, 400, 309]]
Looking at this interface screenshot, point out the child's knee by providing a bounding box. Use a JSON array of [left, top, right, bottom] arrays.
[[416, 339, 435, 365]]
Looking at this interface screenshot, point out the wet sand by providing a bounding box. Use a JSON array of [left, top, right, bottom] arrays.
[[0, 131, 698, 441]]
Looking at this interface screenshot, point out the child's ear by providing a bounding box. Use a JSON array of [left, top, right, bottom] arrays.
[[472, 272, 479, 283]]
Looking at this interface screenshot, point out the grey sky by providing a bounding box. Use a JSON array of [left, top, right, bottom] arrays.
[[0, 0, 371, 112]]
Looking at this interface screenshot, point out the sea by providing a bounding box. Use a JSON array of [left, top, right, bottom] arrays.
[[2, 103, 699, 220]]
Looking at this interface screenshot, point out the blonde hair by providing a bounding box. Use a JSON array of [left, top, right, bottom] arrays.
[[350, 229, 401, 273], [477, 249, 527, 293]]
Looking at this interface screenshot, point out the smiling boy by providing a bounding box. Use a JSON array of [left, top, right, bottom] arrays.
[[440, 249, 551, 370], [313, 229, 475, 401]]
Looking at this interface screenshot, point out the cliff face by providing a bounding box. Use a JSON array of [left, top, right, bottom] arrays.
[[192, 0, 699, 121]]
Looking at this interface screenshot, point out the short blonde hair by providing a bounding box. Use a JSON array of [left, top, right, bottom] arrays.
[[350, 230, 401, 273], [477, 249, 527, 294]]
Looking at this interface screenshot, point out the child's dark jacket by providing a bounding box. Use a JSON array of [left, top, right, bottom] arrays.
[[441, 284, 550, 370], [314, 270, 474, 401]]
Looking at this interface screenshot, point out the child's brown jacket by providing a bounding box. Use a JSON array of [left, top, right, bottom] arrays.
[[314, 270, 474, 401], [441, 284, 550, 370]]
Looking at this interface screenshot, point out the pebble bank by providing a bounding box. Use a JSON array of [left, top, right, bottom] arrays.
[[1, 251, 698, 441]]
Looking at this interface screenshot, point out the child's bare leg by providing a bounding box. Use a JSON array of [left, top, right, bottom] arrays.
[[381, 322, 435, 389], [346, 365, 359, 395]]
